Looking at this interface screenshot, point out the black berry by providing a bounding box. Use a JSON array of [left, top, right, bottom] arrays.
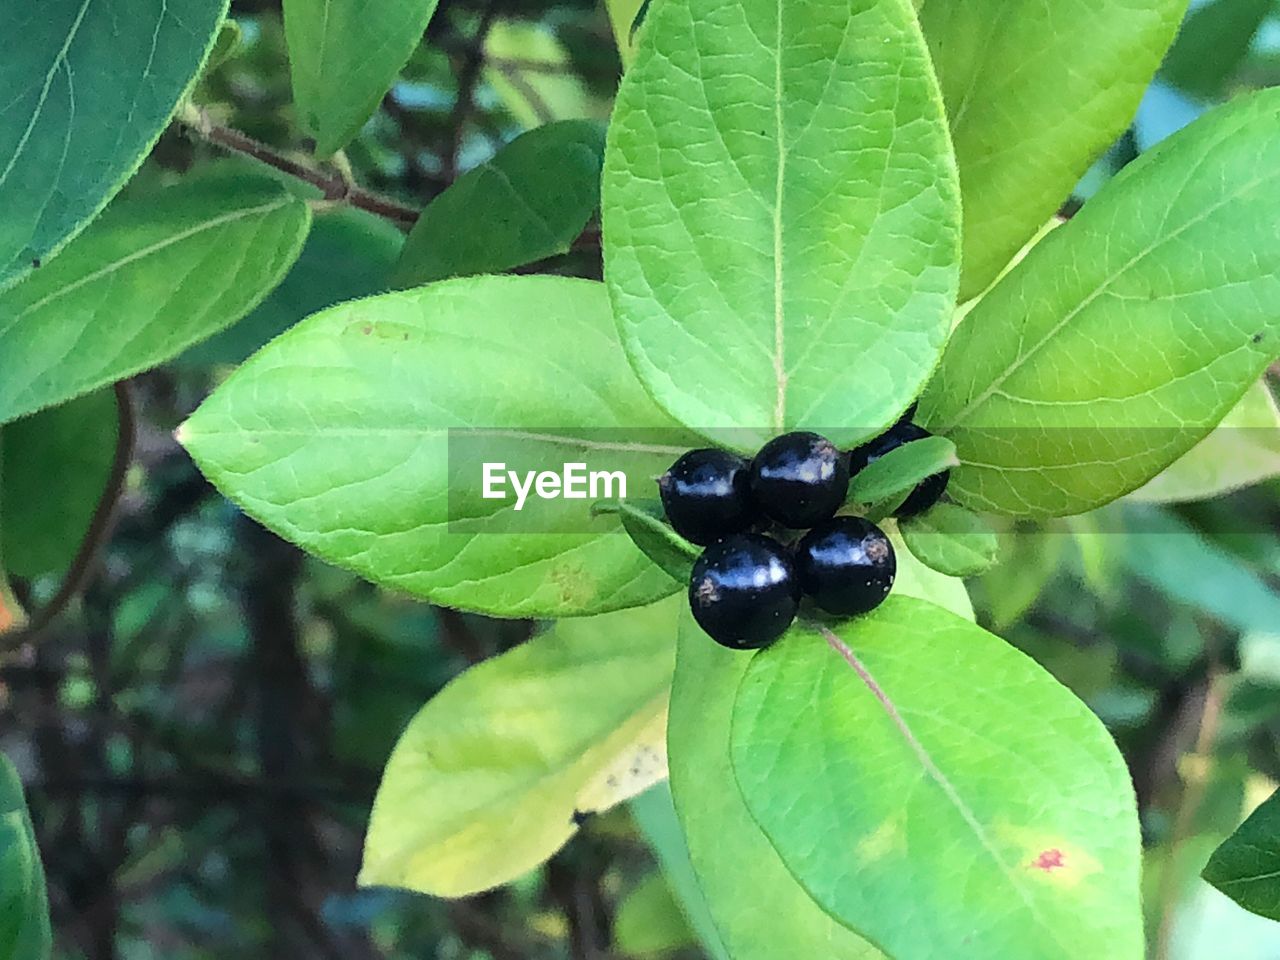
[[848, 421, 949, 516], [658, 448, 755, 546], [795, 517, 895, 616], [748, 431, 849, 528], [688, 533, 799, 649]]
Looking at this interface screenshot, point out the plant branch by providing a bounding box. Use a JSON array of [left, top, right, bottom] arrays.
[[5, 381, 136, 649], [1152, 666, 1229, 960], [443, 0, 502, 181], [178, 103, 421, 226]]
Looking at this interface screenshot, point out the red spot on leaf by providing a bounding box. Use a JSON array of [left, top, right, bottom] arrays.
[[1032, 849, 1065, 872]]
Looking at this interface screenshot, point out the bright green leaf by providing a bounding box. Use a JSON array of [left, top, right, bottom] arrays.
[[604, 0, 960, 449], [0, 172, 311, 425], [393, 120, 604, 288], [669, 608, 885, 960], [360, 597, 678, 897], [614, 871, 696, 956], [887, 521, 975, 622], [917, 0, 1185, 299], [922, 89, 1280, 517], [1, 389, 116, 578], [601, 499, 697, 584], [847, 435, 957, 506], [1160, 0, 1273, 101], [0, 754, 52, 960], [282, 0, 441, 157], [0, 0, 229, 290], [1128, 380, 1280, 503], [177, 206, 405, 369], [180, 275, 699, 617], [484, 22, 608, 128], [666, 547, 970, 960], [1203, 788, 1280, 920], [899, 502, 1000, 577], [731, 596, 1143, 960], [630, 783, 730, 960]]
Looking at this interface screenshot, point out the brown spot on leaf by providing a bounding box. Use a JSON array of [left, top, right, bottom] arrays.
[[550, 563, 595, 607], [1031, 848, 1065, 872]]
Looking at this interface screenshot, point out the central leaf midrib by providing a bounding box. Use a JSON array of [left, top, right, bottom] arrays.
[[771, 0, 787, 433], [5, 196, 292, 328], [819, 626, 1074, 952], [944, 170, 1275, 430]]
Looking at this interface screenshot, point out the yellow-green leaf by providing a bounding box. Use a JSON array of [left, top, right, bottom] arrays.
[[360, 598, 678, 897]]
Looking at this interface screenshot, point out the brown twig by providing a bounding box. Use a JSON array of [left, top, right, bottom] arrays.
[[5, 381, 136, 649], [443, 0, 502, 181], [1152, 666, 1229, 960], [178, 103, 421, 226]]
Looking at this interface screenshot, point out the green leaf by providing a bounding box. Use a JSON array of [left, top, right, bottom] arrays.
[[922, 89, 1280, 517], [917, 0, 1185, 300], [899, 503, 1000, 577], [614, 871, 696, 956], [602, 499, 698, 584], [1128, 380, 1280, 503], [666, 547, 970, 960], [282, 0, 441, 157], [847, 435, 957, 506], [605, 0, 646, 68], [1160, 0, 1273, 101], [972, 525, 1068, 630], [887, 521, 975, 622], [360, 597, 678, 897], [206, 18, 244, 72], [180, 275, 699, 618], [1, 389, 116, 578], [392, 121, 605, 288], [630, 783, 730, 960], [603, 0, 960, 449], [0, 754, 52, 960], [0, 172, 312, 425], [1118, 505, 1280, 634], [483, 22, 608, 128], [669, 608, 885, 960], [0, 0, 229, 291], [177, 206, 405, 369], [1203, 789, 1280, 920], [731, 596, 1143, 960]]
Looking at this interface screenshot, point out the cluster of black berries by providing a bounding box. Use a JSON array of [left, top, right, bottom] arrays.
[[658, 413, 948, 650]]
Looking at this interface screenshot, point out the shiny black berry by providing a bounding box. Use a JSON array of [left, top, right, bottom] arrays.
[[688, 534, 799, 649], [795, 517, 895, 616], [748, 431, 849, 528], [658, 448, 755, 546], [848, 421, 949, 516]]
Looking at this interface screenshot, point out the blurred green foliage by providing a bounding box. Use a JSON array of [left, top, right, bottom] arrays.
[[2, 0, 1280, 957]]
